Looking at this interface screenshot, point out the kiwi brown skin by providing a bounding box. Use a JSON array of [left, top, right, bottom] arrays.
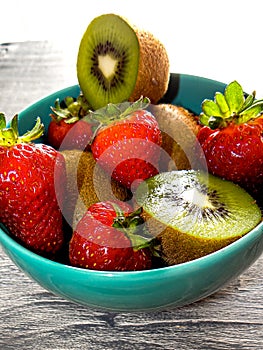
[[151, 104, 201, 171], [61, 150, 92, 226], [141, 211, 241, 265], [128, 29, 170, 104], [72, 151, 131, 229], [61, 150, 130, 229]]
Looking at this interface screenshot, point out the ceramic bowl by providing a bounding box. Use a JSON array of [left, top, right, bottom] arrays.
[[1, 74, 263, 312]]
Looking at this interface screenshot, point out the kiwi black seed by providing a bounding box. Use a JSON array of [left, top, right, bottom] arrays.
[[77, 13, 170, 110], [135, 170, 262, 265]]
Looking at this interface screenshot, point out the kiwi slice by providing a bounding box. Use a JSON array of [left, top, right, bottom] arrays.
[[77, 14, 170, 110], [135, 170, 262, 265]]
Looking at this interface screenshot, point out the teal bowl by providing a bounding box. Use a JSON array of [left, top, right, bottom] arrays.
[[1, 74, 263, 312]]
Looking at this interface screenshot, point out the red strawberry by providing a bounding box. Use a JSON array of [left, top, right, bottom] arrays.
[[48, 118, 94, 150], [91, 97, 162, 189], [0, 114, 66, 255], [47, 95, 94, 150], [69, 201, 154, 271], [197, 81, 263, 200]]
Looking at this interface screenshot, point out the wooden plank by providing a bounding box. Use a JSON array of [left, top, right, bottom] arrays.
[[0, 41, 77, 119]]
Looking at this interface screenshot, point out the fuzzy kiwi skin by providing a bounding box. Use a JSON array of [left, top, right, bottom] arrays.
[[151, 104, 201, 171], [129, 29, 170, 104], [61, 150, 91, 226], [61, 150, 130, 228], [141, 211, 241, 265], [72, 152, 131, 229]]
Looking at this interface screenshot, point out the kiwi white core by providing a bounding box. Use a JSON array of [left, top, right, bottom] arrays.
[[182, 188, 214, 209], [98, 55, 117, 79]]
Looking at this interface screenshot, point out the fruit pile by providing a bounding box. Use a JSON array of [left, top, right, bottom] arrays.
[[0, 14, 262, 271]]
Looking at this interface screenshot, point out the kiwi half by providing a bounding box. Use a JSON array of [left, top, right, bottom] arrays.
[[77, 14, 169, 110], [135, 170, 262, 265]]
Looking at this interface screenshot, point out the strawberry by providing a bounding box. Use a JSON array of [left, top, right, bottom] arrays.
[[0, 114, 66, 255], [69, 201, 154, 271], [197, 81, 263, 200], [47, 94, 94, 150], [90, 97, 162, 189]]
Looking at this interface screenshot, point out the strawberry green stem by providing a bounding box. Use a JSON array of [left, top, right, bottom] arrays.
[[199, 81, 263, 128], [0, 113, 44, 147], [87, 96, 150, 126], [111, 203, 153, 250], [50, 94, 92, 124]]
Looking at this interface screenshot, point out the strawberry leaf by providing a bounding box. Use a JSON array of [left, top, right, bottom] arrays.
[[200, 80, 263, 128], [64, 96, 75, 107], [201, 99, 222, 117], [0, 115, 44, 146], [224, 81, 244, 114], [19, 117, 44, 143], [50, 108, 70, 119], [0, 114, 18, 146], [199, 113, 210, 126], [120, 96, 150, 119], [0, 113, 6, 129], [112, 204, 153, 249], [238, 100, 263, 123], [215, 92, 230, 116], [50, 95, 92, 123], [238, 91, 256, 113], [10, 113, 19, 139], [88, 97, 150, 126]]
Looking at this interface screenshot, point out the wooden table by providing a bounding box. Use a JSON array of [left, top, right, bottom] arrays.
[[0, 41, 262, 350]]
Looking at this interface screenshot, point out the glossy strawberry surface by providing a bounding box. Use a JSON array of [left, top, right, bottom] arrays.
[[197, 81, 263, 200], [47, 95, 93, 150], [48, 119, 93, 150], [69, 201, 152, 271], [91, 108, 162, 189], [198, 119, 263, 196], [0, 142, 65, 254]]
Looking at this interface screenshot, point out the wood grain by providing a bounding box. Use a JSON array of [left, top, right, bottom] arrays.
[[0, 41, 262, 350]]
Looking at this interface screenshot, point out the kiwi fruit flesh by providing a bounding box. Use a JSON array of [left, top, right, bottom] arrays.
[[77, 13, 170, 110], [135, 170, 262, 265], [151, 104, 201, 171]]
